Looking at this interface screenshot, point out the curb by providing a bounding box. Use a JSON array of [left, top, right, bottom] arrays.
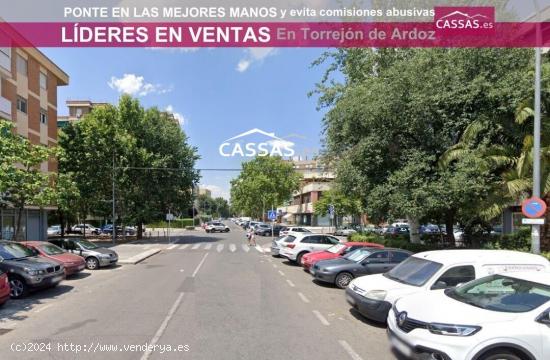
[[118, 249, 161, 265]]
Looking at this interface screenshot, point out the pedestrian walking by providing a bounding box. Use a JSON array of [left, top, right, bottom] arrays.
[[247, 227, 256, 246]]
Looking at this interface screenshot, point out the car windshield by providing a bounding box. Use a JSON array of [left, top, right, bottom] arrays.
[[344, 248, 373, 262], [284, 235, 296, 243], [327, 244, 346, 254], [77, 239, 99, 250], [39, 243, 65, 255], [384, 257, 443, 287], [447, 274, 550, 313], [0, 242, 35, 260]]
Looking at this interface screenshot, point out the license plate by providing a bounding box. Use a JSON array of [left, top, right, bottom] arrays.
[[346, 294, 356, 306], [390, 335, 411, 357]]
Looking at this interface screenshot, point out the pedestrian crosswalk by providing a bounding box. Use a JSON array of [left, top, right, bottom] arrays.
[[165, 242, 271, 254]]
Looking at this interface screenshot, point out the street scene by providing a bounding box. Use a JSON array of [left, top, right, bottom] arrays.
[[2, 0, 550, 359]]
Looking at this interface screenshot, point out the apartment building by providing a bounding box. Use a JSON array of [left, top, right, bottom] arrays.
[[57, 100, 108, 129], [278, 159, 335, 226], [0, 45, 69, 240]]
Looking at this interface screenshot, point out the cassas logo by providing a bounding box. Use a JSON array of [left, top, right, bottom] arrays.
[[434, 7, 495, 35], [219, 128, 295, 157]]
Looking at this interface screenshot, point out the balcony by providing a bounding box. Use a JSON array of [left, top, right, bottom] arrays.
[[0, 95, 11, 120]]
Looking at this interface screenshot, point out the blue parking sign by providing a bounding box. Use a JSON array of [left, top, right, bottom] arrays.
[[268, 210, 277, 221]]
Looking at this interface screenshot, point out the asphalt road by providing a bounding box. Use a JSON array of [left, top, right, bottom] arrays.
[[0, 223, 394, 360]]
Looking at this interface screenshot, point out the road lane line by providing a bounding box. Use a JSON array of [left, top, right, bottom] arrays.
[[191, 243, 201, 250], [278, 270, 285, 276], [192, 253, 209, 278], [217, 244, 224, 252], [286, 279, 295, 287], [229, 244, 236, 252], [242, 244, 250, 252], [140, 292, 185, 360], [179, 244, 189, 250], [166, 244, 177, 250], [313, 310, 330, 326], [298, 292, 310, 303], [338, 340, 364, 360], [204, 244, 212, 250], [255, 245, 264, 253]]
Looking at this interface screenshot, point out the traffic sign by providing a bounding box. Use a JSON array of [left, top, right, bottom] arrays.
[[166, 213, 175, 221], [522, 218, 545, 225], [328, 204, 335, 215], [521, 197, 547, 219], [267, 210, 277, 221]]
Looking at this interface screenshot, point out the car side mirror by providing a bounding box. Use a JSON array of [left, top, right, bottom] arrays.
[[537, 311, 550, 325], [431, 281, 448, 290]]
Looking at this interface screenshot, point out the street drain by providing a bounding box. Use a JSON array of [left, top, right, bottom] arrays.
[[0, 329, 13, 335]]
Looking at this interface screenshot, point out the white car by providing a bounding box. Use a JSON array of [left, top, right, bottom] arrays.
[[205, 222, 230, 233], [47, 225, 61, 236], [270, 235, 290, 257], [345, 249, 550, 323], [334, 227, 357, 236], [71, 224, 101, 235], [279, 233, 341, 265], [280, 226, 311, 236], [388, 271, 550, 360]]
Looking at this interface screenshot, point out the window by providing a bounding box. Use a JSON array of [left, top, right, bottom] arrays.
[[76, 107, 83, 118], [433, 265, 476, 289], [365, 251, 389, 264], [390, 251, 411, 263], [40, 109, 47, 124], [0, 47, 9, 57], [39, 72, 47, 89], [384, 257, 443, 287], [16, 97, 27, 114], [16, 54, 27, 75], [324, 236, 340, 244], [302, 235, 321, 244]]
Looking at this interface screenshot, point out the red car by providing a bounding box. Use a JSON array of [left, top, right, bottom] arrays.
[[22, 241, 86, 276], [301, 242, 384, 270], [0, 271, 9, 306]]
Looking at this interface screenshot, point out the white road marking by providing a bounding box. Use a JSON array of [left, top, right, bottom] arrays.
[[166, 244, 178, 250], [272, 264, 278, 268], [140, 292, 185, 360], [338, 340, 364, 360], [179, 269, 184, 273], [278, 270, 285, 276], [33, 304, 53, 313], [255, 245, 264, 253], [192, 243, 201, 250], [298, 292, 310, 303], [242, 244, 250, 252], [179, 244, 189, 250], [216, 244, 224, 252], [204, 244, 212, 250], [229, 244, 236, 252], [286, 279, 295, 287], [313, 310, 330, 326], [192, 253, 209, 278]]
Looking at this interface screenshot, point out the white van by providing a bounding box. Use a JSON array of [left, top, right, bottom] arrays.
[[345, 249, 550, 323]]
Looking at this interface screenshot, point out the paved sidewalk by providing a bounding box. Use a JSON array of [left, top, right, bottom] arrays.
[[110, 244, 163, 265]]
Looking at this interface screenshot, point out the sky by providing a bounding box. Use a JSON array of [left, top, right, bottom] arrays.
[[41, 47, 332, 199]]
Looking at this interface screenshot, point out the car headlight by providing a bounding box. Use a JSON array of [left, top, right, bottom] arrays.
[[427, 323, 481, 336], [25, 268, 45, 276], [364, 290, 387, 301]]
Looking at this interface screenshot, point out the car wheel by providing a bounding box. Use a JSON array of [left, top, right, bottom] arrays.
[[335, 272, 353, 289], [225, 228, 230, 232], [480, 350, 523, 360], [9, 276, 27, 299], [86, 257, 100, 270], [296, 252, 308, 266]]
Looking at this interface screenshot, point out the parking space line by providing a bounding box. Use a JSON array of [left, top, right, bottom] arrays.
[[254, 245, 264, 253], [242, 244, 250, 252], [179, 244, 189, 250], [204, 244, 212, 250], [166, 244, 178, 250], [229, 244, 236, 252], [286, 279, 295, 287], [216, 244, 224, 252], [338, 340, 364, 360], [313, 310, 330, 326], [298, 292, 310, 303], [192, 253, 209, 278], [140, 292, 185, 360], [191, 243, 201, 250], [33, 304, 54, 313], [278, 270, 285, 276], [272, 264, 278, 268]]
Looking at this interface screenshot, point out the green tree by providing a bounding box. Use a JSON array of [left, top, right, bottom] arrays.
[[230, 156, 301, 219], [313, 188, 362, 220]]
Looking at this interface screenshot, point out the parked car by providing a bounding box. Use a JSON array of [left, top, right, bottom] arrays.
[[334, 227, 357, 236], [311, 248, 412, 289], [22, 241, 86, 276], [48, 238, 118, 270], [0, 240, 65, 298], [345, 249, 550, 323], [47, 225, 61, 236], [254, 224, 284, 236], [270, 235, 291, 257], [280, 226, 311, 236], [384, 226, 410, 237], [205, 222, 230, 233], [0, 271, 10, 306], [71, 224, 101, 235], [279, 233, 341, 265], [388, 272, 550, 360], [301, 242, 385, 271], [101, 224, 134, 236]]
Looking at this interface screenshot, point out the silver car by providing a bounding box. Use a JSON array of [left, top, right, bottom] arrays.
[[49, 238, 118, 270]]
